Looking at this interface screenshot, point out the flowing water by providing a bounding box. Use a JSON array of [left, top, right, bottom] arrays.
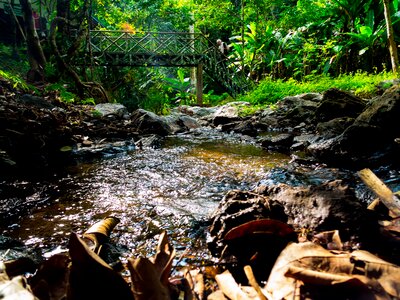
[[0, 128, 290, 263]]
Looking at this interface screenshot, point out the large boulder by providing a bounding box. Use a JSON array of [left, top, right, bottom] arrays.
[[220, 118, 258, 137], [17, 94, 55, 110], [257, 93, 321, 131], [207, 190, 288, 257], [255, 180, 374, 238], [315, 117, 355, 139], [315, 88, 366, 122], [130, 109, 173, 136], [212, 102, 249, 127], [94, 103, 130, 119], [163, 113, 201, 134], [308, 85, 400, 166]]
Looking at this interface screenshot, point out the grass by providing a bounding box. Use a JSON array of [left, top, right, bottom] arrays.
[[238, 71, 397, 106]]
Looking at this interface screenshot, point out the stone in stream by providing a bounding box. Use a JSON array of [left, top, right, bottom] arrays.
[[94, 103, 130, 119], [207, 173, 381, 281], [130, 109, 173, 136]]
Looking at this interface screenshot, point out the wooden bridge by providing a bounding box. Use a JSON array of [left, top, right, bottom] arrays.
[[80, 30, 250, 102]]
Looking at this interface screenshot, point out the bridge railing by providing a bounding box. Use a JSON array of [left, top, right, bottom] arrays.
[[88, 30, 209, 56]]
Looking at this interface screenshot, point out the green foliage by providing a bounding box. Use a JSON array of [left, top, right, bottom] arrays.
[[81, 98, 97, 105], [91, 109, 103, 117], [0, 69, 31, 91], [163, 68, 193, 106], [140, 87, 171, 115], [237, 104, 264, 117], [45, 83, 76, 103], [240, 71, 396, 105], [203, 91, 231, 107]]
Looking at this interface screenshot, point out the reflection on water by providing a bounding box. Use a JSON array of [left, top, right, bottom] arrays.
[[0, 129, 289, 259]]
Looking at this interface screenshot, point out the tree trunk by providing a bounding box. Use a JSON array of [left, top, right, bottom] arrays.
[[56, 0, 70, 33], [20, 0, 46, 83], [383, 0, 399, 75]]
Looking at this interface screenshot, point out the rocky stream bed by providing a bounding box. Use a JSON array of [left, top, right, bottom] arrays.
[[1, 77, 400, 299]]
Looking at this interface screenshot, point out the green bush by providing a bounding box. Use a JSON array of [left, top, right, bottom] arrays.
[[0, 69, 32, 92], [45, 83, 76, 103], [239, 71, 396, 106]]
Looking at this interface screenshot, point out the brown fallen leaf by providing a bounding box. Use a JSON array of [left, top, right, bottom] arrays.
[[223, 219, 296, 282], [224, 219, 294, 241], [0, 262, 38, 300], [30, 254, 70, 300], [151, 231, 176, 286], [127, 231, 176, 300], [312, 229, 343, 250], [67, 232, 134, 300], [83, 216, 120, 254], [127, 257, 170, 300], [244, 265, 267, 300], [215, 270, 259, 300], [266, 242, 400, 300]]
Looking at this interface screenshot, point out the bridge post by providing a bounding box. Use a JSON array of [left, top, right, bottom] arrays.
[[196, 63, 203, 106]]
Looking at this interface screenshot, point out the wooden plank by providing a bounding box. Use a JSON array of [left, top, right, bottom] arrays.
[[358, 168, 400, 218]]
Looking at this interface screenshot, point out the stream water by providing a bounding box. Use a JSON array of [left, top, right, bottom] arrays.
[[0, 128, 290, 263]]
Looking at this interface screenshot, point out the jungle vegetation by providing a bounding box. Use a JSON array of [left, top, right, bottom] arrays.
[[1, 0, 399, 113]]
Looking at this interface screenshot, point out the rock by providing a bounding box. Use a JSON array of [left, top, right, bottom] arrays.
[[164, 113, 200, 134], [175, 105, 217, 118], [256, 180, 375, 236], [309, 86, 400, 166], [73, 140, 136, 160], [212, 102, 249, 126], [0, 235, 42, 264], [315, 88, 366, 122], [316, 117, 355, 138], [220, 119, 258, 137], [135, 134, 164, 149], [130, 109, 173, 136], [209, 178, 377, 256], [94, 103, 130, 119], [292, 134, 318, 147], [17, 94, 55, 110], [259, 133, 294, 151], [207, 190, 288, 257], [257, 93, 321, 131]]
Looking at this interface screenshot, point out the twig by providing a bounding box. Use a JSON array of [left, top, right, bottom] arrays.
[[358, 168, 400, 218]]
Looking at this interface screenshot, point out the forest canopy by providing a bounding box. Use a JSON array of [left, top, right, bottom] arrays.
[[0, 0, 399, 111]]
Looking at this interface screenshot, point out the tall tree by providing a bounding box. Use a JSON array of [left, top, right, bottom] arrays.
[[20, 0, 46, 82], [383, 0, 399, 75]]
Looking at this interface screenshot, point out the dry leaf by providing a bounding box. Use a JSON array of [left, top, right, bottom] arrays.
[[266, 242, 400, 300], [312, 230, 343, 250], [224, 219, 294, 241], [207, 290, 228, 300], [0, 262, 38, 300], [30, 254, 70, 300], [67, 232, 133, 300], [151, 231, 176, 286], [243, 266, 267, 300], [127, 257, 170, 300], [215, 270, 254, 300], [83, 216, 120, 254], [127, 231, 175, 300]]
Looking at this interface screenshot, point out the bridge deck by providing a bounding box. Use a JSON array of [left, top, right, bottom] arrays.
[[88, 30, 208, 67], [79, 30, 250, 98]]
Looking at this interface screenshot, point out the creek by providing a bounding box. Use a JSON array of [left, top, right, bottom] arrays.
[[0, 128, 290, 263]]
